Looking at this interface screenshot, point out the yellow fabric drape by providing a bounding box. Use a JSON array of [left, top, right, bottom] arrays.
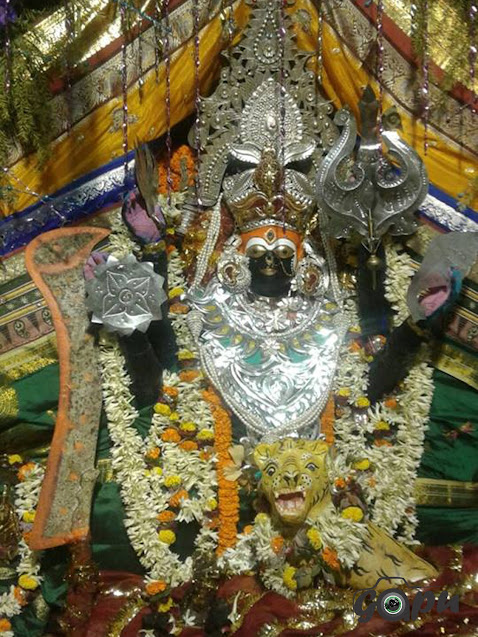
[[3, 0, 476, 216]]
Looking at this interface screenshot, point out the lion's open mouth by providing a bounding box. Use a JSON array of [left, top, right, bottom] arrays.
[[274, 489, 306, 517]]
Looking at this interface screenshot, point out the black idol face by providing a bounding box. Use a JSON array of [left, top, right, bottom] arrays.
[[245, 238, 297, 298]]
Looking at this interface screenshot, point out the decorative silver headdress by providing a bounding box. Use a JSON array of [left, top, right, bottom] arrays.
[[179, 0, 338, 234]]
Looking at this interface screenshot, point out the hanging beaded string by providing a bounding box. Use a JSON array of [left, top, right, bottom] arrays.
[[278, 0, 287, 229], [164, 0, 173, 203], [376, 0, 385, 144], [154, 0, 163, 84], [138, 19, 144, 97], [1, 167, 67, 224], [421, 0, 430, 154], [120, 3, 129, 181], [317, 0, 323, 86], [4, 0, 12, 96], [64, 0, 75, 133], [192, 0, 202, 204], [470, 1, 477, 115]]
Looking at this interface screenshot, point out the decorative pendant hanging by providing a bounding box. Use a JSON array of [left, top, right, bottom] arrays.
[[120, 3, 129, 181]]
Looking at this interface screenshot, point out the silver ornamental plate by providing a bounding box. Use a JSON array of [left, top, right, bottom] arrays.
[[85, 254, 166, 336], [188, 278, 346, 439]]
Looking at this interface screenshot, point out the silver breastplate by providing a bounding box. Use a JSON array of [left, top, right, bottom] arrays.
[[188, 278, 346, 440]]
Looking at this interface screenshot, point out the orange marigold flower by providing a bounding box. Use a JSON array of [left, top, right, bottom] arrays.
[[385, 398, 398, 409], [157, 510, 176, 523], [334, 478, 346, 489], [145, 580, 167, 596], [322, 547, 340, 570], [179, 370, 201, 382], [202, 389, 222, 405], [200, 450, 212, 461], [374, 439, 393, 447], [368, 477, 377, 488], [146, 447, 161, 460], [169, 303, 189, 315], [161, 428, 181, 443], [169, 489, 189, 508], [243, 525, 254, 535], [17, 462, 35, 482], [180, 440, 198, 452], [14, 586, 26, 606], [349, 340, 362, 353], [163, 386, 179, 399], [271, 536, 284, 554], [0, 619, 12, 631]]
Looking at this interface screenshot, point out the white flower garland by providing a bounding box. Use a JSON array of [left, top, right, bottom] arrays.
[[333, 241, 434, 545], [99, 203, 218, 588], [0, 462, 44, 634]]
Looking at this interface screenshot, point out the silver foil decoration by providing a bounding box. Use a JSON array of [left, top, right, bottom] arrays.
[[85, 254, 166, 335], [188, 276, 347, 440], [317, 85, 428, 252]]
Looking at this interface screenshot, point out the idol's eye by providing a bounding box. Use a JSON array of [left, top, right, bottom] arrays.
[[306, 462, 317, 472], [265, 464, 276, 477], [246, 245, 267, 259], [273, 245, 295, 260]]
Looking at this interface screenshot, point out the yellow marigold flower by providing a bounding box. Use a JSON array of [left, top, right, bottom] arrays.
[[166, 228, 175, 236], [178, 349, 196, 360], [283, 565, 297, 591], [18, 575, 39, 591], [169, 411, 180, 422], [154, 403, 171, 416], [152, 467, 163, 476], [197, 429, 214, 441], [164, 475, 181, 488], [355, 396, 370, 408], [180, 421, 197, 432], [158, 597, 174, 613], [306, 527, 323, 550], [168, 286, 184, 299], [158, 530, 176, 545], [207, 498, 218, 511], [22, 511, 36, 524], [8, 454, 22, 465], [254, 513, 269, 525], [349, 325, 361, 333], [353, 459, 370, 471], [341, 506, 364, 522], [375, 420, 390, 431], [336, 387, 351, 397]]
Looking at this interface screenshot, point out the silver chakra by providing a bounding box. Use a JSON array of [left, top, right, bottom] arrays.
[[85, 254, 166, 336]]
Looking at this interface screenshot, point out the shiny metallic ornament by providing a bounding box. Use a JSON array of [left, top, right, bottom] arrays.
[[317, 85, 428, 252], [179, 0, 337, 234], [189, 277, 346, 440], [86, 254, 166, 336], [294, 242, 329, 298], [216, 238, 252, 293]]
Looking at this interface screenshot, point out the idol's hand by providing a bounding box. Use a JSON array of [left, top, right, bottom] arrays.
[[122, 190, 164, 245], [83, 251, 107, 281]]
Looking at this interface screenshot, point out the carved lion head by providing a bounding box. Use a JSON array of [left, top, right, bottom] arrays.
[[253, 438, 330, 526]]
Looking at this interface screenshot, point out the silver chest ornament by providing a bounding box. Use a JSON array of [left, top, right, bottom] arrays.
[[188, 278, 347, 440]]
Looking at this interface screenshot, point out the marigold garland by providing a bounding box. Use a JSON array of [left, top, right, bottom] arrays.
[[203, 391, 239, 555]]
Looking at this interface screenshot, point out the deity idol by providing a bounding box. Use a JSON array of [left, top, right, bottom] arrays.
[[8, 0, 477, 633]]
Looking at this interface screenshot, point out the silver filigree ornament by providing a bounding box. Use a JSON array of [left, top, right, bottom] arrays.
[[216, 236, 251, 293], [293, 241, 330, 298], [85, 254, 167, 336], [317, 85, 428, 253]]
